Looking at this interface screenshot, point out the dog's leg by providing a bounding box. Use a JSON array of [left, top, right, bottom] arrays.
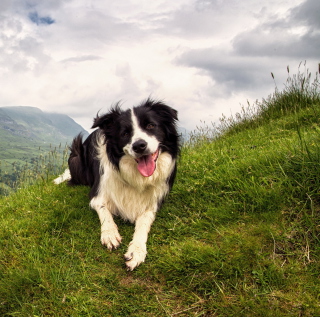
[[124, 210, 156, 271], [53, 169, 71, 184], [90, 197, 122, 250]]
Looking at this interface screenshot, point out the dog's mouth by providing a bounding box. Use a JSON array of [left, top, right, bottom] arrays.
[[135, 148, 159, 177]]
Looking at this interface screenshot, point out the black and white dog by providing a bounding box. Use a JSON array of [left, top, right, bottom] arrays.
[[54, 99, 179, 270]]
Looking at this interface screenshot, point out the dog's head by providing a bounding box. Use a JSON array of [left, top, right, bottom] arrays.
[[92, 98, 179, 177]]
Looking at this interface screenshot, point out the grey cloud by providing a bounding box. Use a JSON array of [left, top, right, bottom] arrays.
[[4, 1, 144, 48], [176, 0, 320, 98], [24, 0, 71, 11], [0, 0, 66, 16], [233, 0, 320, 59], [233, 26, 320, 59], [49, 10, 146, 52], [0, 0, 11, 13], [0, 15, 51, 74], [290, 0, 320, 28], [149, 1, 244, 38], [177, 48, 275, 95]]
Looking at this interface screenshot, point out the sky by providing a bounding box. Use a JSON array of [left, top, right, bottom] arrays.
[[0, 0, 319, 132]]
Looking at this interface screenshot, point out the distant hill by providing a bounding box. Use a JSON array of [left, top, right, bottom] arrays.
[[0, 106, 88, 145], [0, 106, 89, 169], [178, 127, 191, 142]]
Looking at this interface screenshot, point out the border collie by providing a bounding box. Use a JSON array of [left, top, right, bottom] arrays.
[[54, 99, 179, 270]]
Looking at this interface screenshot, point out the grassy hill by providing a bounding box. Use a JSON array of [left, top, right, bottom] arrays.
[[0, 66, 319, 316]]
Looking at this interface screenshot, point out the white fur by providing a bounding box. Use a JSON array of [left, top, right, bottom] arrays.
[[90, 130, 175, 270], [53, 169, 71, 184]]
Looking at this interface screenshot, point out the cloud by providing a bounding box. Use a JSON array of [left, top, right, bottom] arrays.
[[0, 0, 11, 13], [175, 0, 320, 101], [232, 0, 320, 59], [177, 48, 276, 101], [290, 0, 320, 28], [0, 17, 50, 74], [233, 28, 320, 59], [152, 0, 251, 39], [61, 55, 103, 63], [25, 0, 71, 11]]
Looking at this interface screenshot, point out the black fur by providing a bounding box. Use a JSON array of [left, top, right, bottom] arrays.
[[133, 99, 179, 161], [67, 99, 179, 199]]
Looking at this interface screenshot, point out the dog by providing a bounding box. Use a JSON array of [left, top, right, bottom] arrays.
[[54, 98, 179, 270]]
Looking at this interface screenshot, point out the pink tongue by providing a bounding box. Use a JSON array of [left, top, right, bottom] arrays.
[[137, 154, 156, 177]]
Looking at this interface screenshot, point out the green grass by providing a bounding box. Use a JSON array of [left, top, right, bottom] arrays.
[[0, 64, 320, 316], [0, 144, 69, 195]]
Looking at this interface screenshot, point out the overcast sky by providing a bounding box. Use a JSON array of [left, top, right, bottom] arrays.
[[0, 0, 319, 132]]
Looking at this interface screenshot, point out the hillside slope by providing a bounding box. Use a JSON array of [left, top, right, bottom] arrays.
[[0, 70, 319, 316], [1, 104, 319, 316]]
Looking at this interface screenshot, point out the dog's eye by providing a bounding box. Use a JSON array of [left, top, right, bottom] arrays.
[[122, 130, 130, 137], [146, 123, 156, 130]]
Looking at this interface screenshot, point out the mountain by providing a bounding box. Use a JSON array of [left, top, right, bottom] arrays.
[[178, 126, 191, 142], [0, 106, 88, 144], [0, 106, 89, 164]]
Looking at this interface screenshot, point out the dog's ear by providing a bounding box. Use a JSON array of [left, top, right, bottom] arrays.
[[161, 105, 178, 121], [144, 99, 178, 122], [91, 106, 121, 130]]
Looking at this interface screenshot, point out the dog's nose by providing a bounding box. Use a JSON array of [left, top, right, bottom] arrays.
[[132, 139, 147, 153]]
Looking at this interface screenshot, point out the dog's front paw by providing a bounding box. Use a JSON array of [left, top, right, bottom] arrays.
[[101, 226, 122, 250], [124, 242, 147, 271]]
